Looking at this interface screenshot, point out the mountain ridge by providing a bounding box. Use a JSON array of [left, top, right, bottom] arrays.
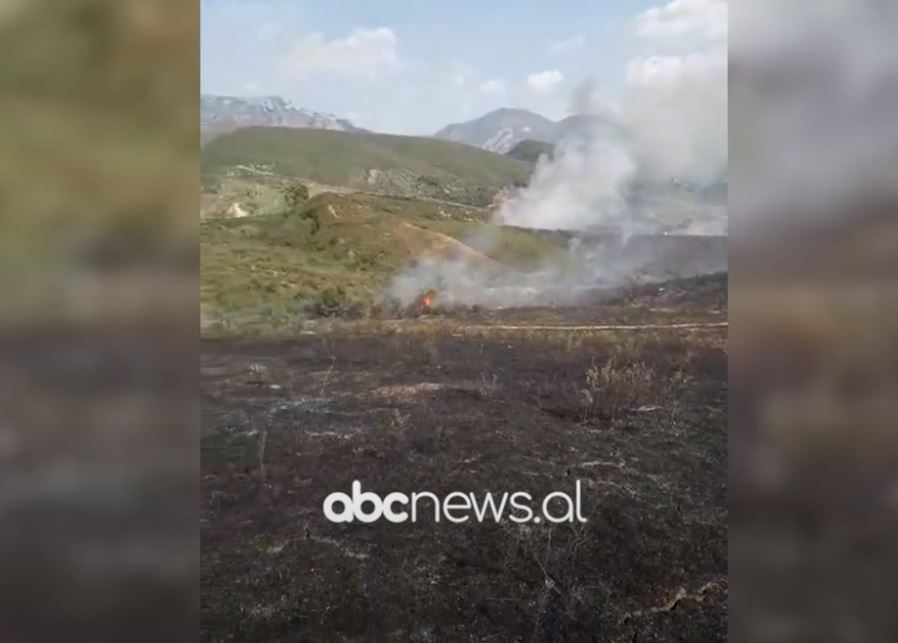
[[433, 108, 615, 153], [201, 126, 530, 207], [434, 108, 557, 153], [201, 94, 364, 144]]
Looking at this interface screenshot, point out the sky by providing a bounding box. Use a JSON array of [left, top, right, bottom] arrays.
[[201, 0, 726, 135]]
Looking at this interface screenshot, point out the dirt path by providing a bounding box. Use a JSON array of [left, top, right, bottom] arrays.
[[330, 320, 729, 335], [439, 321, 728, 332], [295, 316, 728, 338]]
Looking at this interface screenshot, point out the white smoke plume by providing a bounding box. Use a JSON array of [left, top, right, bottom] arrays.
[[494, 129, 638, 232], [386, 0, 730, 309], [625, 51, 727, 185], [500, 0, 728, 232]]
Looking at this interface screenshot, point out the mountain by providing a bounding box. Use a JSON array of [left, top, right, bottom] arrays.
[[434, 108, 557, 154], [434, 108, 620, 154], [201, 95, 363, 144], [201, 126, 530, 207]]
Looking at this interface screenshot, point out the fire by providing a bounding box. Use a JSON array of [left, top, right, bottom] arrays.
[[418, 289, 437, 314]]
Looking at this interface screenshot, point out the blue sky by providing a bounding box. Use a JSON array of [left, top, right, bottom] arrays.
[[201, 0, 702, 134]]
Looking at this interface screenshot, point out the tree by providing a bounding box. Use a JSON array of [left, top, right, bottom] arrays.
[[284, 183, 309, 210]]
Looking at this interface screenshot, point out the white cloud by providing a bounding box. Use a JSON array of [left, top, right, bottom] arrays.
[[479, 79, 506, 95], [635, 0, 727, 49], [286, 27, 399, 79], [527, 69, 564, 93], [550, 35, 586, 55], [452, 73, 467, 88]]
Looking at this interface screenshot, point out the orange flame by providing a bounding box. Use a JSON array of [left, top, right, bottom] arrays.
[[418, 289, 437, 314]]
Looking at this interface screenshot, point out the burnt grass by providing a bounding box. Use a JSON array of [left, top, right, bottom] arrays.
[[201, 300, 727, 642]]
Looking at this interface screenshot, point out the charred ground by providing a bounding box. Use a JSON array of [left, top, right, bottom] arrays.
[[201, 280, 727, 642]]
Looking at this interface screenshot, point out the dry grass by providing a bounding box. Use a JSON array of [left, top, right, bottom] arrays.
[[581, 359, 655, 424]]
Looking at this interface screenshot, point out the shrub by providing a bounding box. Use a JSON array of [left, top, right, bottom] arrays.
[[310, 286, 345, 317], [307, 286, 365, 318], [283, 183, 310, 209], [581, 359, 654, 424], [303, 208, 321, 235], [279, 184, 320, 235]]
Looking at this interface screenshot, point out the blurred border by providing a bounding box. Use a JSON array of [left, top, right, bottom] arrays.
[[3, 0, 898, 641], [0, 1, 199, 641], [730, 1, 898, 641]]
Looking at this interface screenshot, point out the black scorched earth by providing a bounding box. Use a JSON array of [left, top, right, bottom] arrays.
[[201, 274, 727, 642]]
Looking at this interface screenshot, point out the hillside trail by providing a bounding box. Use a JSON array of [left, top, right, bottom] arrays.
[[307, 181, 491, 213], [381, 320, 728, 333], [298, 319, 728, 336], [446, 321, 727, 332]]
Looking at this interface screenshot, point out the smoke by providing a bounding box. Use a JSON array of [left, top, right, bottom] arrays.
[[386, 0, 729, 309], [494, 130, 638, 232], [387, 255, 579, 309], [568, 79, 618, 121], [385, 225, 728, 310], [624, 51, 727, 185], [500, 0, 727, 233]]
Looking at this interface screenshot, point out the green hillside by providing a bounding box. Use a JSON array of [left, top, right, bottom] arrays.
[[506, 139, 555, 164], [201, 191, 566, 333], [201, 126, 530, 194]]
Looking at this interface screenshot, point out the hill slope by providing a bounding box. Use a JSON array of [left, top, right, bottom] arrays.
[[506, 139, 555, 164], [202, 126, 530, 205], [201, 192, 565, 331]]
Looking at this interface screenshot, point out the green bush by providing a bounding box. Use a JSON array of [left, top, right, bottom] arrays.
[[310, 286, 346, 317], [284, 183, 310, 210], [307, 286, 366, 318]]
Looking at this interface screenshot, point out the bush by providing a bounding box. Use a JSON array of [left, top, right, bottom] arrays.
[[581, 359, 654, 423], [284, 183, 310, 209], [307, 286, 365, 318], [302, 208, 321, 235], [311, 286, 344, 316]]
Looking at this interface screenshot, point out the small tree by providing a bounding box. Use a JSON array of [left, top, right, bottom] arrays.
[[283, 183, 320, 234], [284, 183, 309, 210]]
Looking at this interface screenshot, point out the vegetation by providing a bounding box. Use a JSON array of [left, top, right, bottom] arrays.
[[283, 183, 310, 208], [201, 126, 530, 193], [506, 139, 555, 164], [201, 191, 566, 333]]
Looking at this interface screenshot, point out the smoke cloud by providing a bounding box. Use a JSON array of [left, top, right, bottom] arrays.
[[495, 129, 638, 232], [500, 0, 727, 233], [387, 0, 729, 309]]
